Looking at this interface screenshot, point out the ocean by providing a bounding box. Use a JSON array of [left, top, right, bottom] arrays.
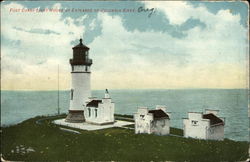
[[1, 89, 249, 141]]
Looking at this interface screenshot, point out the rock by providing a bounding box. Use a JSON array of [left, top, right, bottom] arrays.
[[26, 147, 35, 152]]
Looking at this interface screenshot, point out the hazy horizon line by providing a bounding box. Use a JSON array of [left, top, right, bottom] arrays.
[[1, 88, 249, 92]]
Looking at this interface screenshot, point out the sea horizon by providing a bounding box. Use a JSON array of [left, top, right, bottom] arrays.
[[1, 89, 249, 141], [1, 88, 249, 92]]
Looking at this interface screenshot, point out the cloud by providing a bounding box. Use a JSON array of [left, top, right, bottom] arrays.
[[1, 2, 248, 90], [144, 1, 242, 26], [145, 1, 196, 25], [1, 2, 86, 90], [89, 8, 248, 89], [144, 1, 247, 64], [13, 26, 60, 35]]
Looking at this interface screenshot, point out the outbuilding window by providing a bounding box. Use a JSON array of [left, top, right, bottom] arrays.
[[210, 128, 214, 134], [161, 120, 166, 127], [88, 108, 91, 117], [140, 115, 145, 120], [70, 89, 74, 100], [95, 109, 97, 118], [191, 120, 198, 126]]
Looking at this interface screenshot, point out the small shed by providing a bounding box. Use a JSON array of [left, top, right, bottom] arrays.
[[84, 89, 115, 125], [134, 106, 170, 135], [183, 109, 225, 140]]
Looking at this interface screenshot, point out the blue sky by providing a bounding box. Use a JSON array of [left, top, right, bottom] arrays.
[[1, 1, 249, 90]]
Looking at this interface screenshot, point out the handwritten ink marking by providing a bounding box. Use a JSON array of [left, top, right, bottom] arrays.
[[138, 6, 155, 18]]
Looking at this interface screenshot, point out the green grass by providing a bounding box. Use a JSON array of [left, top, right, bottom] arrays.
[[1, 115, 249, 161], [114, 114, 133, 118], [124, 124, 135, 128], [170, 127, 184, 136]]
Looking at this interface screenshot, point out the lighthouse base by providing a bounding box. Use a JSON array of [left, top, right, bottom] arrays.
[[65, 110, 85, 123]]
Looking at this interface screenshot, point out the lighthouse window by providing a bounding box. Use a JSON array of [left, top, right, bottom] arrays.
[[85, 66, 88, 72], [71, 89, 74, 100], [71, 66, 74, 71], [85, 51, 88, 60], [95, 109, 97, 118]]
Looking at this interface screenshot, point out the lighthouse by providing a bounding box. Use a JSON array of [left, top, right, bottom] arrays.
[[65, 38, 92, 123]]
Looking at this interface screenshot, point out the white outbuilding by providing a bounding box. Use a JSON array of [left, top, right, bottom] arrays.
[[183, 109, 225, 140], [84, 89, 115, 125], [134, 106, 170, 135]]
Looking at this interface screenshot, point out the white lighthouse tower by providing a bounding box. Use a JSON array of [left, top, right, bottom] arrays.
[[66, 38, 92, 123]]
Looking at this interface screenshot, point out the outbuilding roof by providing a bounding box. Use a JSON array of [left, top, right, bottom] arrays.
[[149, 109, 169, 120], [203, 113, 224, 126], [86, 100, 102, 108]]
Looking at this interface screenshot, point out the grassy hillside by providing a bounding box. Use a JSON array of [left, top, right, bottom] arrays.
[[1, 115, 249, 161]]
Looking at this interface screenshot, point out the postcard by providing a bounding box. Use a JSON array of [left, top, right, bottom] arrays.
[[1, 1, 249, 161]]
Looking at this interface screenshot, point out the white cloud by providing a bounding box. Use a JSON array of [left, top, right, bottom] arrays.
[[89, 19, 96, 30], [1, 2, 85, 90], [1, 2, 248, 90], [2, 3, 84, 47], [145, 1, 195, 25], [144, 1, 247, 64], [89, 9, 248, 89], [144, 1, 241, 26]]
